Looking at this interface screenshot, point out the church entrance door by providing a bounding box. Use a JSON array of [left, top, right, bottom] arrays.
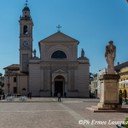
[[54, 81, 63, 96], [54, 75, 64, 97]]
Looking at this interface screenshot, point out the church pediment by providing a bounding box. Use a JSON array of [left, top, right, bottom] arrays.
[[53, 69, 66, 74], [39, 31, 79, 44]]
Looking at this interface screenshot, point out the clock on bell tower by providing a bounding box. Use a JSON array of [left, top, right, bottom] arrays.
[[19, 1, 33, 72]]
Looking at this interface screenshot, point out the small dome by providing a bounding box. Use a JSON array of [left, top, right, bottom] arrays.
[[22, 6, 30, 12]]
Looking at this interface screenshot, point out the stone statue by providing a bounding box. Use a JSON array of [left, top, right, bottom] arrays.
[[81, 48, 85, 58], [105, 41, 116, 74]]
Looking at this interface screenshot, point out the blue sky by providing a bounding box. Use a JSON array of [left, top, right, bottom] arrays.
[[0, 0, 128, 74]]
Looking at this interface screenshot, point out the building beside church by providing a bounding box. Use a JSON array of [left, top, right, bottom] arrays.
[[90, 62, 128, 99], [115, 62, 128, 99], [4, 4, 90, 97]]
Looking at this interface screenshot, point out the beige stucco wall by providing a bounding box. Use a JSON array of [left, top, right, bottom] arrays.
[[28, 60, 89, 97], [29, 64, 41, 96], [77, 62, 89, 97], [23, 32, 89, 97], [4, 75, 28, 95], [40, 43, 77, 61]]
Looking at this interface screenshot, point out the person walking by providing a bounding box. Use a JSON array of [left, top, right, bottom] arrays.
[[57, 92, 61, 102]]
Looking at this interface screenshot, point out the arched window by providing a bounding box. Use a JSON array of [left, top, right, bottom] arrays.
[[23, 25, 28, 35], [51, 50, 67, 59], [55, 75, 64, 80]]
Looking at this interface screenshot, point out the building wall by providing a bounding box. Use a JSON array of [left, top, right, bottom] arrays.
[[89, 68, 106, 98], [28, 60, 89, 97], [18, 75, 28, 95], [29, 64, 41, 96], [77, 62, 89, 97], [118, 67, 128, 98], [4, 74, 28, 95], [40, 42, 77, 61]]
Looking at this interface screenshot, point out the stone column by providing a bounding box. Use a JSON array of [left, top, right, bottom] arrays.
[[40, 69, 44, 90], [97, 74, 121, 109], [65, 81, 68, 94], [69, 68, 75, 90], [43, 69, 47, 90], [52, 81, 54, 97]]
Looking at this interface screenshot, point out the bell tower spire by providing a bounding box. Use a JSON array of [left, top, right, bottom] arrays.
[[19, 1, 33, 72], [25, 0, 28, 6]]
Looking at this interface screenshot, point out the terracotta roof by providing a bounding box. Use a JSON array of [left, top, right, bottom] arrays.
[[4, 64, 28, 76], [4, 64, 20, 70], [114, 61, 128, 71]]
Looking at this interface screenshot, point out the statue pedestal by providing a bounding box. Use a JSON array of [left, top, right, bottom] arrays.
[[86, 74, 128, 112], [97, 74, 121, 109]]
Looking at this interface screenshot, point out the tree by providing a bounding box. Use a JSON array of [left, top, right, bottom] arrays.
[[123, 117, 128, 128], [0, 81, 4, 88]]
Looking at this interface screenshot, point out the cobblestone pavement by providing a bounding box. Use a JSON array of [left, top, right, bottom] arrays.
[[0, 98, 127, 128]]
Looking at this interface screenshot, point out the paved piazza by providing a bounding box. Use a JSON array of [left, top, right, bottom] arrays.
[[0, 98, 127, 128]]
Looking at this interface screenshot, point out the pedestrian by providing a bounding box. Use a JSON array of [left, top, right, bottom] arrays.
[[57, 92, 61, 102]]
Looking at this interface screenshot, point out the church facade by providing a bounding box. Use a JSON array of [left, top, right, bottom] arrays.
[[4, 4, 90, 97]]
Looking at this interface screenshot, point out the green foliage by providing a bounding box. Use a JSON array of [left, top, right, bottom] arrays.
[[0, 81, 4, 87], [0, 88, 3, 95], [123, 117, 128, 128], [119, 92, 123, 98]]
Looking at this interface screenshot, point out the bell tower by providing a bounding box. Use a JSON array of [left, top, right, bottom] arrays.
[[19, 1, 33, 72]]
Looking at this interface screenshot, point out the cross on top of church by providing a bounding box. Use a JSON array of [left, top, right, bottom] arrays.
[[56, 25, 62, 32], [25, 0, 28, 6]]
